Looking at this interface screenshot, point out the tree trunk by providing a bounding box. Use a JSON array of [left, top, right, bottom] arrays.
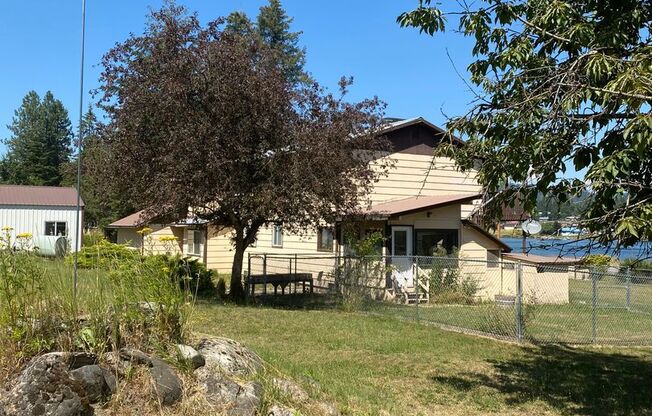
[[230, 236, 246, 301]]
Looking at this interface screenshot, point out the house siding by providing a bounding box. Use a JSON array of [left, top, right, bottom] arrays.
[[0, 205, 83, 252], [116, 224, 184, 256], [204, 152, 481, 275]]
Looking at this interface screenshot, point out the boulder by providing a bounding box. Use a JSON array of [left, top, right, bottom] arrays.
[[267, 404, 297, 416], [148, 358, 183, 406], [176, 344, 205, 369], [119, 348, 152, 366], [199, 374, 263, 416], [103, 351, 130, 379], [196, 337, 263, 376], [70, 365, 116, 404], [2, 352, 93, 416], [272, 378, 309, 402]]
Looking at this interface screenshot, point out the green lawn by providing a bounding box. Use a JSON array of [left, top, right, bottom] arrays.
[[355, 277, 652, 345], [193, 300, 652, 416]]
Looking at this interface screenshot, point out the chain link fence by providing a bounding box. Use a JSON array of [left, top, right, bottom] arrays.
[[246, 253, 652, 345]]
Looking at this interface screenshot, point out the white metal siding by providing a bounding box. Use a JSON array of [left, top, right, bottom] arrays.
[[0, 205, 83, 252]]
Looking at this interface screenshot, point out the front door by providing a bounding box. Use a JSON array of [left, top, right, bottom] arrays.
[[391, 226, 414, 288]]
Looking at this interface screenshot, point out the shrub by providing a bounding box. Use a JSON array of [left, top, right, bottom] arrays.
[[216, 277, 227, 299], [152, 254, 216, 295], [72, 240, 141, 269], [583, 254, 614, 268], [82, 230, 106, 247], [426, 254, 479, 304]]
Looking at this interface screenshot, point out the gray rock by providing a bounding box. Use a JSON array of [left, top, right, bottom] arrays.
[[2, 352, 93, 416], [177, 344, 205, 369], [267, 404, 297, 416], [103, 351, 130, 378], [119, 348, 152, 366], [69, 352, 99, 369], [199, 374, 263, 416], [70, 365, 115, 403], [196, 337, 263, 376], [272, 378, 309, 402], [148, 358, 183, 406]]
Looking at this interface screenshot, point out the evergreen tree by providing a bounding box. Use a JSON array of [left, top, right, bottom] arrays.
[[256, 0, 311, 85], [225, 11, 255, 36], [2, 91, 72, 186]]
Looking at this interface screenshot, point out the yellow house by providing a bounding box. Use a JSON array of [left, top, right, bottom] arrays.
[[108, 117, 510, 277]]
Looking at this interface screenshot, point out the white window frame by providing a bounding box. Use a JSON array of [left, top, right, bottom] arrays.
[[317, 227, 334, 252], [45, 221, 67, 237], [272, 224, 283, 248], [187, 229, 203, 256]]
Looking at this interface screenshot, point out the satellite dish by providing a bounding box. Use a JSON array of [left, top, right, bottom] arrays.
[[521, 219, 542, 235]]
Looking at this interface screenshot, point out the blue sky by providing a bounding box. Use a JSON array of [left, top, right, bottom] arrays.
[[0, 0, 478, 155]]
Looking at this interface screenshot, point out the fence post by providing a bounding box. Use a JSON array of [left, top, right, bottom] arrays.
[[626, 267, 631, 310], [294, 253, 299, 294], [591, 268, 597, 343], [515, 262, 523, 343], [414, 256, 419, 321], [263, 254, 268, 296]]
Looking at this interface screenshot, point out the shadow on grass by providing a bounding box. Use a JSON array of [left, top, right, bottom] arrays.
[[246, 293, 343, 310], [431, 344, 652, 415]]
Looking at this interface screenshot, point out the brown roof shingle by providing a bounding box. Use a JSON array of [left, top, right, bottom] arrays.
[[363, 194, 482, 217], [108, 210, 148, 228], [0, 185, 83, 207]]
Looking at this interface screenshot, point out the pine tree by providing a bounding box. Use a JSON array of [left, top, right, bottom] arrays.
[[256, 0, 311, 85], [1, 91, 72, 186], [225, 11, 255, 36]]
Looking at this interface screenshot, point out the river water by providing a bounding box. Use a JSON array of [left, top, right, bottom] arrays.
[[501, 237, 651, 260]]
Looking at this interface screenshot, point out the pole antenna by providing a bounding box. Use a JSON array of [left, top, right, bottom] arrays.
[[73, 0, 87, 301]]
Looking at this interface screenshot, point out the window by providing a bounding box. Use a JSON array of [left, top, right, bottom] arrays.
[[317, 227, 334, 252], [45, 221, 67, 236], [272, 224, 283, 247], [415, 229, 458, 256], [487, 249, 501, 268], [188, 229, 203, 256]]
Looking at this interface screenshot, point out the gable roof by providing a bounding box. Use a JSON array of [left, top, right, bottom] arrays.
[[502, 252, 582, 265], [0, 185, 84, 207], [364, 193, 481, 218], [108, 210, 148, 228], [461, 219, 512, 252], [379, 117, 465, 148]]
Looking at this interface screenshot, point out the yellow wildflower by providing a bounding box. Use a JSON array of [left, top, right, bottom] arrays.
[[158, 236, 178, 242], [16, 233, 32, 239], [1, 226, 13, 231], [137, 226, 153, 235], [162, 267, 170, 273]]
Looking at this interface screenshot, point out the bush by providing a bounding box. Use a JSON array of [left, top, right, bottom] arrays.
[[152, 254, 216, 295], [216, 277, 227, 299], [82, 230, 106, 247], [71, 240, 141, 269], [426, 254, 479, 304]]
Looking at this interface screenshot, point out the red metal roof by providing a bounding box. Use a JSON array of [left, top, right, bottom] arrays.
[[364, 194, 482, 217], [0, 185, 84, 207]]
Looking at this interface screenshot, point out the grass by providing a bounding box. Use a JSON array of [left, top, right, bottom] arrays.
[[193, 299, 652, 415], [350, 277, 652, 345]]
